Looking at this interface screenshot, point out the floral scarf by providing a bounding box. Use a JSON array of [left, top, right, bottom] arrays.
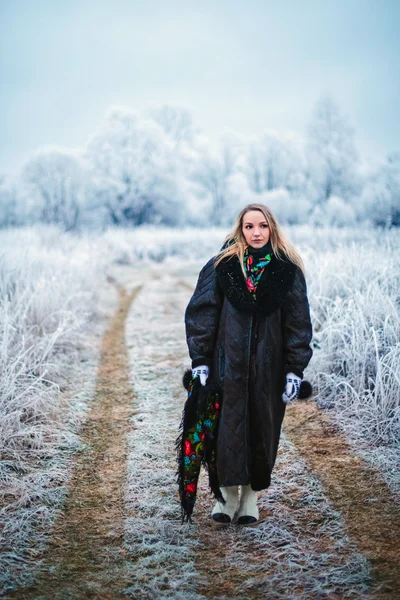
[[176, 371, 224, 523], [244, 245, 272, 300]]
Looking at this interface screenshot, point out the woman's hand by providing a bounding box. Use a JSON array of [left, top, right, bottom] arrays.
[[192, 365, 209, 386], [282, 372, 301, 404]]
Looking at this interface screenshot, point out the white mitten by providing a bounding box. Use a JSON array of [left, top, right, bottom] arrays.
[[282, 372, 301, 404], [192, 365, 209, 386]]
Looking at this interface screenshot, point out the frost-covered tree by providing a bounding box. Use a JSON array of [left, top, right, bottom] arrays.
[[19, 149, 84, 231], [307, 94, 360, 204], [145, 105, 196, 145], [242, 132, 307, 197], [310, 195, 357, 227], [245, 134, 281, 193], [192, 138, 240, 226], [382, 153, 400, 226], [85, 106, 187, 227], [358, 153, 400, 227], [145, 105, 215, 224], [0, 177, 18, 228]]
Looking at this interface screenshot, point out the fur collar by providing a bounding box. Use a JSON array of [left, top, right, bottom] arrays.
[[215, 250, 297, 316]]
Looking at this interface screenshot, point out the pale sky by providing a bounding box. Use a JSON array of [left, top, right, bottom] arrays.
[[1, 0, 399, 176]]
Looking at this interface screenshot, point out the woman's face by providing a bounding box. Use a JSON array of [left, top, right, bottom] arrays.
[[242, 210, 270, 248]]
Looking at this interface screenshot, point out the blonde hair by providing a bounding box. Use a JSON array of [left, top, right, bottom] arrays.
[[213, 203, 305, 278]]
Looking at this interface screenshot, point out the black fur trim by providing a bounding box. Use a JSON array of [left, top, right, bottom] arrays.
[[182, 368, 192, 391], [298, 380, 313, 400], [214, 251, 297, 316]]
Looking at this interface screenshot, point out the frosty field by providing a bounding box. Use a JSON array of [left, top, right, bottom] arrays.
[[0, 225, 399, 599]]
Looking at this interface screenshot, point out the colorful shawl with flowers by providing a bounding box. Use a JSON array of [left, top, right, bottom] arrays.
[[244, 246, 272, 299], [176, 370, 224, 523]]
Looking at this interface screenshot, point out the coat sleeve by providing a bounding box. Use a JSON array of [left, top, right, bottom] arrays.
[[281, 266, 313, 379], [185, 257, 223, 369]]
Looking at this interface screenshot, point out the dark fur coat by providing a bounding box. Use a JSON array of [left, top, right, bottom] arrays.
[[184, 249, 313, 491]]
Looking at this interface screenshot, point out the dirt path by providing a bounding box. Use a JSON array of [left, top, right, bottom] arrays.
[[11, 282, 142, 600], [283, 402, 400, 599], [7, 268, 400, 599]]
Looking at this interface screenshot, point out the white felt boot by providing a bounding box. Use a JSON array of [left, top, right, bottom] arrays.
[[237, 484, 259, 524], [211, 485, 239, 523]]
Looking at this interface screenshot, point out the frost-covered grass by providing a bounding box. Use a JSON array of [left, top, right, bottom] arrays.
[[301, 235, 400, 492], [97, 225, 227, 265], [123, 269, 375, 599], [95, 222, 396, 265], [0, 226, 111, 593]]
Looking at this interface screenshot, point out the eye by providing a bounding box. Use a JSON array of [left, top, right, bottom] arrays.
[[262, 224, 269, 228], [245, 225, 253, 229]]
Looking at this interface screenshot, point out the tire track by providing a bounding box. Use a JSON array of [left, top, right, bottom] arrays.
[[123, 275, 206, 599], [283, 402, 400, 599], [9, 282, 142, 600]]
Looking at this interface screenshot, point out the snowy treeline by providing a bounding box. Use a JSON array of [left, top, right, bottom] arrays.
[[1, 95, 400, 231]]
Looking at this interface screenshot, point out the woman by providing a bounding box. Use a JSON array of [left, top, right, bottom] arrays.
[[184, 203, 313, 524]]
